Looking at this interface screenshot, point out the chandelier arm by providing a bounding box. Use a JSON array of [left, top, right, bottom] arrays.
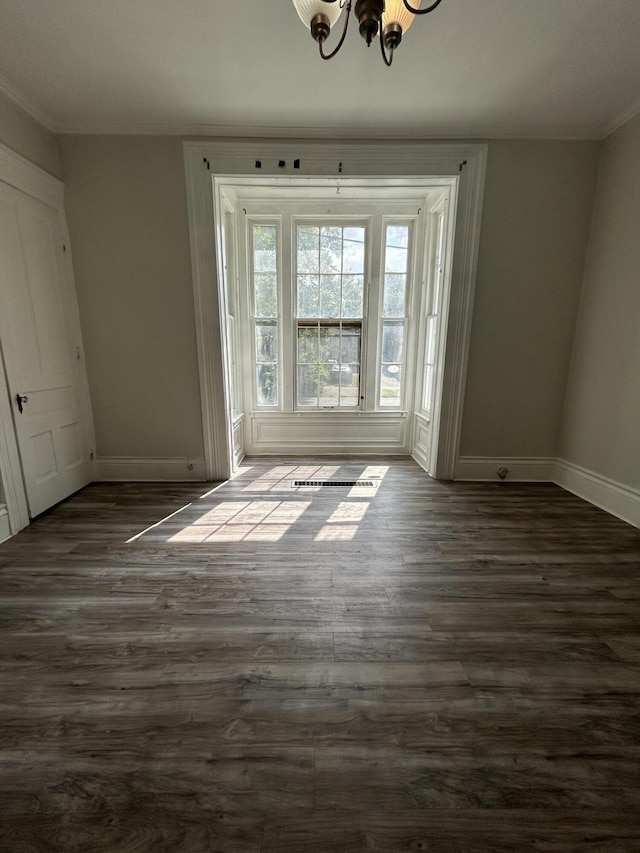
[[379, 28, 394, 66], [319, 0, 352, 60], [402, 0, 443, 15]]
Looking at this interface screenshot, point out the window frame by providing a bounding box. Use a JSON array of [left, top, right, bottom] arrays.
[[292, 217, 370, 411], [377, 217, 416, 411], [243, 204, 424, 417], [247, 216, 282, 411]]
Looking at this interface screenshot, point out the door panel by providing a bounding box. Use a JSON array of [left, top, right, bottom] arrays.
[[0, 181, 92, 517]]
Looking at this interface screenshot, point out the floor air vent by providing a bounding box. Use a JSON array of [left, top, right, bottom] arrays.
[[293, 480, 375, 487]]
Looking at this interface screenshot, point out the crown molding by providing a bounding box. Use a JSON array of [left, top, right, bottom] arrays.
[[55, 120, 607, 141], [0, 68, 635, 143], [604, 96, 640, 139], [0, 139, 64, 208], [0, 73, 58, 133]]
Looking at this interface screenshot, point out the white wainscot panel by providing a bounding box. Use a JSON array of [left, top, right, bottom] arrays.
[[0, 506, 10, 543], [411, 412, 432, 472], [232, 414, 245, 468], [248, 412, 408, 455]]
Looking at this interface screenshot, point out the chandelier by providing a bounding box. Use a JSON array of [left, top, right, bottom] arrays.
[[292, 0, 443, 66]]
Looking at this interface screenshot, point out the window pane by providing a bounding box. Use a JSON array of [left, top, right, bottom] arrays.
[[423, 363, 434, 413], [297, 225, 366, 322], [380, 364, 402, 407], [426, 315, 437, 365], [297, 227, 319, 273], [253, 225, 277, 253], [342, 274, 364, 318], [254, 273, 277, 318], [298, 365, 321, 408], [339, 324, 361, 363], [253, 225, 276, 261], [383, 224, 409, 323], [339, 375, 359, 407], [320, 227, 342, 273], [296, 322, 361, 409], [343, 228, 365, 273], [337, 326, 361, 408], [255, 321, 277, 363], [297, 325, 319, 362], [382, 321, 404, 363], [257, 364, 278, 406], [319, 275, 341, 318], [298, 275, 319, 318], [386, 224, 409, 250], [383, 273, 406, 317], [252, 226, 279, 408], [385, 246, 407, 273], [380, 321, 404, 408], [254, 248, 275, 273]]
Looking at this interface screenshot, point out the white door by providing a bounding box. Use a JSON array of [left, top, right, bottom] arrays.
[[0, 180, 93, 517]]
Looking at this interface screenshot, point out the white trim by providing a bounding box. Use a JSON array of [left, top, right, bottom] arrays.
[[411, 412, 433, 477], [0, 73, 57, 132], [555, 459, 640, 529], [0, 505, 11, 543], [55, 121, 609, 141], [455, 456, 556, 482], [184, 161, 230, 481], [246, 411, 408, 455], [183, 140, 487, 483], [604, 96, 640, 139], [411, 444, 431, 478], [0, 140, 63, 208], [433, 149, 487, 479], [96, 456, 207, 482], [0, 346, 30, 534]]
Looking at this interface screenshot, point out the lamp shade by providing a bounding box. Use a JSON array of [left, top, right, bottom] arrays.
[[292, 0, 344, 29], [382, 0, 421, 32]]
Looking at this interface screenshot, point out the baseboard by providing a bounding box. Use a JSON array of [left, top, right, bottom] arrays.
[[455, 456, 556, 482], [555, 458, 640, 529], [96, 456, 207, 482], [0, 505, 10, 543], [93, 454, 639, 528]]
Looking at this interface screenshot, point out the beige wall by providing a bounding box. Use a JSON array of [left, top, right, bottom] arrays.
[[559, 113, 640, 490], [59, 135, 601, 466], [0, 89, 61, 178], [460, 140, 601, 459], [59, 136, 204, 459]]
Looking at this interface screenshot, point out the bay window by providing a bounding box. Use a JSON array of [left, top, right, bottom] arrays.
[[248, 211, 416, 414]]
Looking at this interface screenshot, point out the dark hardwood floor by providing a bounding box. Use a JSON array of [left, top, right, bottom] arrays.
[[1, 457, 640, 851]]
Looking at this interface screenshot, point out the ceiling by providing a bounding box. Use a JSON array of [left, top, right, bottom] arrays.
[[1, 0, 639, 139]]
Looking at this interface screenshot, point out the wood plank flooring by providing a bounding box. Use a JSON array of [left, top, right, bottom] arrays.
[[1, 457, 640, 851]]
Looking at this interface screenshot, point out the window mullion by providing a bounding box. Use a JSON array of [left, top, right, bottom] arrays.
[[280, 213, 293, 412], [363, 215, 382, 412]]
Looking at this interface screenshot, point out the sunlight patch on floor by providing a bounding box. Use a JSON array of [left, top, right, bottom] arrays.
[[327, 502, 369, 523], [314, 525, 360, 541], [242, 464, 340, 493], [167, 500, 311, 543]]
